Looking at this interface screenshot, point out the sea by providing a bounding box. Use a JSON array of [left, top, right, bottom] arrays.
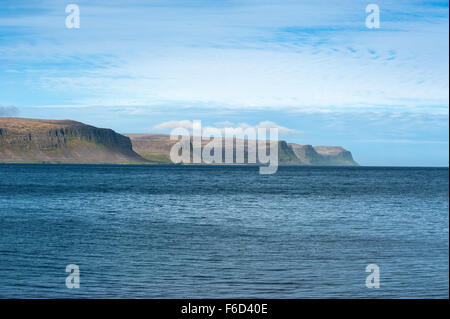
[[0, 164, 448, 298]]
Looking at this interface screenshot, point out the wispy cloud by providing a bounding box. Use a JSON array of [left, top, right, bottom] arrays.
[[1, 0, 448, 113], [355, 139, 449, 145]]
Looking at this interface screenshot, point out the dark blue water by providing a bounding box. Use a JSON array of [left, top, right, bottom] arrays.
[[0, 164, 448, 298]]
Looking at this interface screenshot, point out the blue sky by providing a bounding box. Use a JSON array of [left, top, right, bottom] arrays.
[[0, 0, 448, 166]]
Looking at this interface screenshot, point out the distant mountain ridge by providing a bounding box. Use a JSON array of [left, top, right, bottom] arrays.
[[0, 118, 358, 165], [125, 134, 359, 166]]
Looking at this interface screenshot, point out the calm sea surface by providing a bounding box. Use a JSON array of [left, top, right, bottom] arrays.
[[0, 164, 448, 298]]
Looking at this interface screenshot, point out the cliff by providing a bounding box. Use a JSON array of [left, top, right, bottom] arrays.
[[125, 134, 358, 166], [124, 134, 176, 163], [125, 134, 300, 164], [288, 143, 358, 166], [0, 118, 358, 165], [0, 118, 146, 163]]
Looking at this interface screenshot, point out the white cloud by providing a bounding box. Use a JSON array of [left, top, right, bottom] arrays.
[[255, 121, 299, 135], [151, 120, 299, 136], [153, 120, 194, 131]]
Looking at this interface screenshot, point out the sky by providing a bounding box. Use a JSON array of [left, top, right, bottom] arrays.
[[0, 0, 448, 166]]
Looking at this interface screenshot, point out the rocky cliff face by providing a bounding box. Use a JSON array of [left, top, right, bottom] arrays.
[[125, 134, 358, 166], [0, 118, 146, 163], [313, 145, 358, 166], [288, 143, 358, 166]]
